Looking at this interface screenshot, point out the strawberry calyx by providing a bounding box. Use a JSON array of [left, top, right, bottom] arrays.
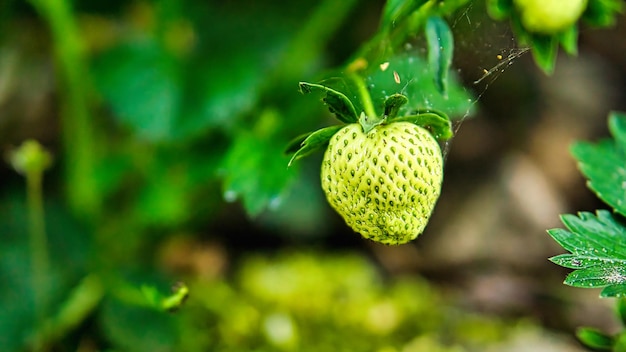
[[286, 125, 344, 166], [286, 80, 453, 166], [358, 93, 411, 133], [358, 112, 385, 134], [383, 94, 409, 120]]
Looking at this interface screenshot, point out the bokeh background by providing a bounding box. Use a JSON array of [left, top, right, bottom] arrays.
[[1, 0, 626, 351]]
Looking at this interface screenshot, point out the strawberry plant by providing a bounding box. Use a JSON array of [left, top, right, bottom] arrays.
[[286, 79, 453, 245], [548, 112, 626, 350], [1, 0, 624, 350], [284, 7, 473, 244]]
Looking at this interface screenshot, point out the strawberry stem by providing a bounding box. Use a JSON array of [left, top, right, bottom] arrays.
[[348, 73, 378, 120], [349, 73, 385, 133]]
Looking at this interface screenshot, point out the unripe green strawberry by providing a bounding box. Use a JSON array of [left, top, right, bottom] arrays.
[[513, 0, 588, 34], [321, 122, 443, 245]]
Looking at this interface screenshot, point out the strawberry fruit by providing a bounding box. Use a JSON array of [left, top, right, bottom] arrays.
[[513, 0, 588, 34], [286, 81, 452, 245]]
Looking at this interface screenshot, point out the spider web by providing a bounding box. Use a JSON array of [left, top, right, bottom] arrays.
[[443, 2, 531, 160], [320, 2, 530, 163]]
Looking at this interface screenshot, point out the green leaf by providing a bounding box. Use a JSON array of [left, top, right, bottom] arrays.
[[100, 297, 179, 351], [558, 211, 626, 258], [550, 253, 615, 269], [221, 133, 297, 217], [571, 112, 626, 217], [299, 82, 358, 123], [179, 51, 267, 137], [425, 16, 454, 96], [0, 195, 93, 351], [361, 52, 474, 120], [565, 264, 626, 288], [382, 94, 408, 120], [94, 41, 181, 141], [136, 166, 190, 227], [602, 284, 626, 298], [576, 327, 614, 350], [548, 210, 626, 295], [583, 0, 624, 27], [287, 125, 345, 166]]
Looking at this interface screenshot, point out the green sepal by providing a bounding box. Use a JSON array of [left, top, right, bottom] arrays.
[[576, 327, 614, 350], [425, 16, 454, 96], [486, 0, 512, 20], [559, 25, 579, 56], [530, 35, 558, 75], [391, 109, 453, 141], [299, 82, 358, 123], [359, 111, 385, 134], [284, 131, 312, 155], [507, 12, 561, 75], [382, 94, 408, 120], [287, 125, 345, 166]]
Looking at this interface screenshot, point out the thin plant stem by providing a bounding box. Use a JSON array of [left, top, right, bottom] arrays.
[[27, 168, 49, 352], [348, 73, 377, 119], [274, 0, 359, 81], [27, 0, 100, 219]]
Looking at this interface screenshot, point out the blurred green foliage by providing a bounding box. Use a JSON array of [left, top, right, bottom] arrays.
[[2, 0, 617, 350], [0, 0, 477, 349], [146, 250, 529, 351]]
